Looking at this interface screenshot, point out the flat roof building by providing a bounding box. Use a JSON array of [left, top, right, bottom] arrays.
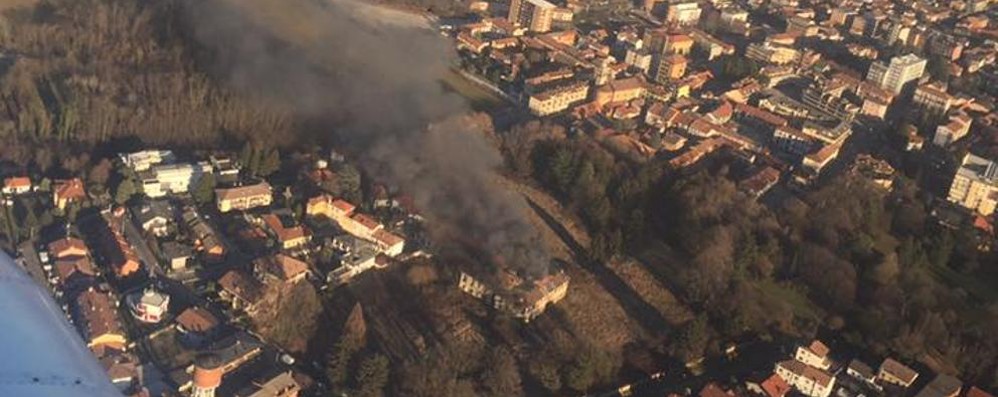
[[948, 153, 998, 216]]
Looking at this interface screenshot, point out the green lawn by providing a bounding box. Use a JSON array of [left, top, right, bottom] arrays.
[[926, 264, 998, 304], [440, 69, 506, 111], [755, 279, 825, 321]]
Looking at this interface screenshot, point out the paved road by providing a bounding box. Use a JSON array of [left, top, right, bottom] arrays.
[[594, 339, 787, 397], [17, 240, 48, 288], [121, 218, 163, 277]]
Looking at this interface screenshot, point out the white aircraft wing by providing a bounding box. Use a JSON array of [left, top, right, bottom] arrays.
[[0, 252, 122, 396]]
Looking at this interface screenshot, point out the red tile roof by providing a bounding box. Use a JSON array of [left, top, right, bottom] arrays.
[[807, 340, 830, 357], [351, 213, 381, 231], [699, 382, 735, 397], [762, 373, 791, 397], [3, 176, 30, 189], [54, 178, 86, 201], [176, 307, 219, 333], [332, 199, 356, 215], [48, 237, 88, 259], [75, 288, 125, 346], [262, 214, 306, 244]]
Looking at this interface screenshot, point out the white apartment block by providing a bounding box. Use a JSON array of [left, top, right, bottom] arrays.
[[140, 163, 212, 198], [866, 54, 926, 94], [120, 150, 175, 172], [948, 153, 998, 216]]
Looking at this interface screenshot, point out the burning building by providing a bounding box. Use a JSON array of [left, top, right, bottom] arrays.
[[458, 264, 569, 322]]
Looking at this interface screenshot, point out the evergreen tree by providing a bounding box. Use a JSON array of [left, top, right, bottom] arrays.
[[354, 354, 390, 397], [480, 348, 522, 397], [114, 178, 136, 205], [528, 358, 562, 393], [258, 148, 281, 177], [336, 164, 363, 203], [239, 142, 254, 170], [327, 339, 360, 388], [192, 173, 216, 205]]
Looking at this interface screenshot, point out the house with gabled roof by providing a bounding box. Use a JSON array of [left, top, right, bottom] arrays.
[[254, 254, 310, 285], [878, 357, 919, 388], [218, 270, 265, 315]]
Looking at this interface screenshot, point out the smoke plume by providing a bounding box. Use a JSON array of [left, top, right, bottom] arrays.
[[187, 0, 548, 275]]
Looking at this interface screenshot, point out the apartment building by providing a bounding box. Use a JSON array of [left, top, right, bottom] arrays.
[[947, 153, 998, 216], [655, 54, 688, 83], [140, 162, 212, 198], [119, 150, 175, 172], [528, 82, 590, 116], [866, 54, 926, 94], [913, 83, 953, 114], [215, 182, 273, 213], [775, 360, 836, 397], [933, 113, 972, 147], [508, 0, 556, 32], [746, 42, 800, 65], [665, 1, 701, 26], [458, 267, 570, 322]]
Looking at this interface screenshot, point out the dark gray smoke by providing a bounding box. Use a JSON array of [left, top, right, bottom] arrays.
[[187, 0, 548, 276]]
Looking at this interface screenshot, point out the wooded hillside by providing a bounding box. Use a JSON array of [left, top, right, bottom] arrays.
[[0, 0, 293, 166]]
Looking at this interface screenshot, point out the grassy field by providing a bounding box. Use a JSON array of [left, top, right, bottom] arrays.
[[755, 279, 824, 322], [926, 264, 998, 304], [440, 69, 508, 111], [607, 260, 693, 327]]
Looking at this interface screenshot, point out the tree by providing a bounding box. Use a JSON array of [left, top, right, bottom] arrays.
[[355, 354, 390, 397], [672, 314, 711, 363], [88, 158, 113, 192], [327, 339, 359, 388], [258, 148, 281, 177], [564, 346, 618, 393], [335, 163, 363, 203], [239, 142, 255, 170], [114, 178, 136, 205], [527, 358, 562, 393], [480, 348, 522, 397], [255, 283, 322, 353], [192, 173, 216, 205]]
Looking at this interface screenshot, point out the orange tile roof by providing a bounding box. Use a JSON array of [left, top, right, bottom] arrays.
[[735, 103, 789, 126], [262, 214, 306, 243], [3, 176, 30, 189], [48, 237, 88, 259], [807, 340, 830, 357], [332, 199, 356, 214], [762, 373, 791, 397], [75, 288, 125, 346], [351, 213, 381, 231], [54, 178, 86, 200], [699, 382, 735, 397]]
